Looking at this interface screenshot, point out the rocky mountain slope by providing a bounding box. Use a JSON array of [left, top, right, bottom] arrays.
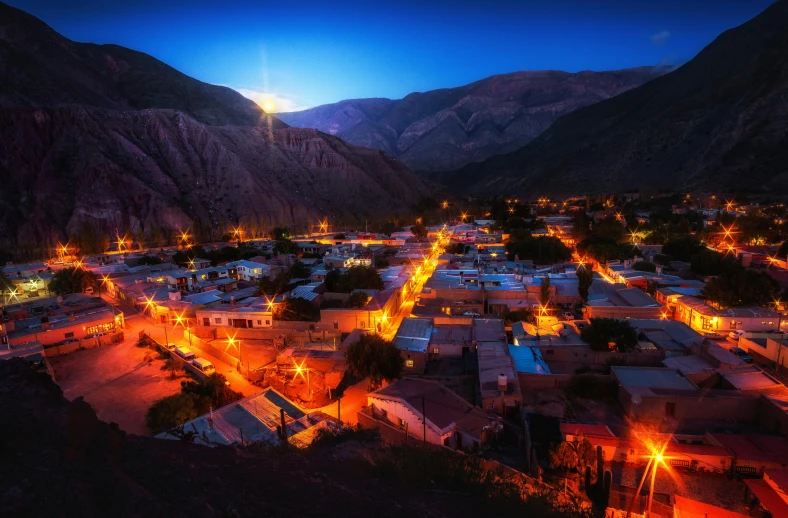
[[277, 68, 665, 172], [0, 2, 433, 247], [0, 359, 579, 517], [438, 0, 788, 196]]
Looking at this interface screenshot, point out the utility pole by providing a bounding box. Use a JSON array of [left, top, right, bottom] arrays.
[[337, 398, 341, 425], [422, 394, 427, 444], [280, 408, 287, 445]]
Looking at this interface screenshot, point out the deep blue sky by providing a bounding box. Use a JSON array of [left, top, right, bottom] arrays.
[[7, 0, 776, 112]]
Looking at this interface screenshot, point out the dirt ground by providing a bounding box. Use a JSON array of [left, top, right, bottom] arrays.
[[50, 329, 184, 436]]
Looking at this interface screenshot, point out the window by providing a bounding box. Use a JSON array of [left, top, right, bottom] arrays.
[[406, 360, 414, 367], [488, 402, 494, 410], [64, 332, 74, 338], [257, 320, 262, 325], [432, 348, 439, 354], [266, 320, 271, 325], [398, 418, 405, 427], [215, 318, 222, 324], [203, 317, 210, 326]]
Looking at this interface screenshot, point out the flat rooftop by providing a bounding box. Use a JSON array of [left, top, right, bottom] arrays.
[[393, 317, 433, 353], [612, 367, 697, 390]]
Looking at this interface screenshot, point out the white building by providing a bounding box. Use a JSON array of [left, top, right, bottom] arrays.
[[367, 378, 500, 451]]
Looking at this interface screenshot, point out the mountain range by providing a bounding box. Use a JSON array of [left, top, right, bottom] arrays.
[[436, 0, 788, 196], [277, 68, 665, 172], [0, 1, 434, 247]]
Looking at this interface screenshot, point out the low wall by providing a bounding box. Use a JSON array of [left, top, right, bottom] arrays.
[[43, 332, 124, 357], [517, 372, 574, 390]]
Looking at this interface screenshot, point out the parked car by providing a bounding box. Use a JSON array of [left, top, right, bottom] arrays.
[[729, 330, 746, 340], [59, 338, 79, 345], [462, 311, 480, 317], [729, 346, 753, 363], [562, 312, 574, 321], [191, 357, 215, 375], [702, 331, 725, 340], [164, 343, 177, 351], [174, 346, 195, 361]]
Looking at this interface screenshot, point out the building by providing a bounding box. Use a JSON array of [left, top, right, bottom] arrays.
[[366, 378, 500, 450], [743, 470, 788, 517], [227, 260, 274, 282], [195, 297, 274, 329], [740, 334, 787, 367], [675, 296, 780, 334], [393, 318, 433, 373], [157, 388, 336, 448], [585, 284, 664, 320], [474, 318, 522, 415]]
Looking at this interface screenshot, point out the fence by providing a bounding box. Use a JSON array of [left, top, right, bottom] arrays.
[[43, 332, 124, 357]]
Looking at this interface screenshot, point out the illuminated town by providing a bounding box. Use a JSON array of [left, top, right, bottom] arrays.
[[3, 193, 788, 516], [4, 0, 788, 515]]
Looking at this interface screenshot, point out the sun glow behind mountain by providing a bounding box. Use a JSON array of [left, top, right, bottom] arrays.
[[234, 88, 309, 113]]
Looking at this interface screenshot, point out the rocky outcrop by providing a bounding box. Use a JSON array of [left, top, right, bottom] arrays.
[[0, 358, 558, 517], [0, 2, 433, 246], [277, 68, 665, 172]]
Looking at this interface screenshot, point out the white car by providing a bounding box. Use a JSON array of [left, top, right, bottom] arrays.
[[462, 310, 481, 317], [563, 312, 575, 321]]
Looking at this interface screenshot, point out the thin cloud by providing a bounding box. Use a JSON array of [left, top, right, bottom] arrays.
[[233, 88, 311, 113], [650, 30, 671, 47]]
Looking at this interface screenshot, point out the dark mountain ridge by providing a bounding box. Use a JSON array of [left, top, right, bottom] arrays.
[[277, 67, 665, 172], [0, 2, 433, 247], [438, 0, 788, 196]]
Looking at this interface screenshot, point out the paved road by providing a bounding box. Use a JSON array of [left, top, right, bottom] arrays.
[[100, 290, 259, 396], [316, 378, 370, 425]]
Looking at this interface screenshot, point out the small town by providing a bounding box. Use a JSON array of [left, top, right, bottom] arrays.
[[3, 193, 788, 516], [3, 0, 788, 516]]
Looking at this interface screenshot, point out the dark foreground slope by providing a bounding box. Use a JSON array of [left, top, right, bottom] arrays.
[[0, 360, 585, 518], [0, 2, 432, 246], [441, 0, 788, 196], [278, 68, 663, 172]]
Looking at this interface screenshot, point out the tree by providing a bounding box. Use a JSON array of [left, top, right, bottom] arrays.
[[145, 393, 203, 434], [274, 297, 319, 321], [445, 243, 466, 254], [49, 267, 96, 295], [137, 255, 162, 265], [690, 250, 736, 276], [273, 239, 299, 255], [345, 334, 404, 386], [181, 374, 244, 409], [540, 276, 551, 306], [580, 318, 638, 352], [702, 268, 780, 307], [549, 437, 596, 474], [269, 227, 290, 240], [662, 237, 704, 262], [325, 265, 384, 293], [632, 261, 657, 273], [505, 236, 571, 264], [288, 260, 311, 279], [256, 273, 290, 296], [411, 223, 428, 239], [504, 308, 532, 326], [345, 291, 370, 308], [577, 266, 594, 303]]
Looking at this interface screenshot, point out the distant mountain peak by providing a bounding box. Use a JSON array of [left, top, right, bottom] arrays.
[[277, 67, 665, 172]]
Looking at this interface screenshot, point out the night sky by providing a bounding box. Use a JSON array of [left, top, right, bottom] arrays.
[[7, 0, 777, 112]]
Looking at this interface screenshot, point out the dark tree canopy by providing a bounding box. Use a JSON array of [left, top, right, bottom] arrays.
[[576, 266, 594, 303], [345, 334, 404, 386], [581, 318, 638, 352], [49, 267, 96, 295], [702, 269, 780, 307], [344, 291, 370, 308], [325, 266, 384, 293], [410, 223, 428, 239], [289, 260, 311, 279], [505, 236, 571, 264], [274, 297, 320, 321], [632, 261, 657, 273], [662, 237, 704, 262]]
